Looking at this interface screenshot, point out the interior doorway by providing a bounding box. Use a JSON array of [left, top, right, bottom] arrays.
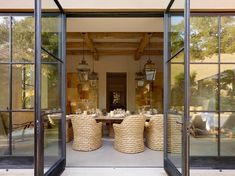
[[106, 72, 127, 112]]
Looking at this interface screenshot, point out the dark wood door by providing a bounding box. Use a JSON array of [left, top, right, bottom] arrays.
[[106, 72, 127, 112]]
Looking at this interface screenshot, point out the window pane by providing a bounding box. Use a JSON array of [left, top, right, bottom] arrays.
[[0, 112, 9, 155], [220, 64, 235, 111], [220, 112, 235, 156], [190, 112, 218, 156], [12, 64, 35, 110], [43, 113, 62, 168], [41, 52, 61, 110], [12, 112, 34, 156], [0, 16, 9, 62], [169, 63, 184, 113], [42, 14, 61, 60], [221, 16, 235, 63], [167, 61, 184, 170], [12, 16, 34, 62], [190, 64, 218, 111], [170, 15, 184, 58], [190, 17, 218, 63], [0, 64, 10, 110]]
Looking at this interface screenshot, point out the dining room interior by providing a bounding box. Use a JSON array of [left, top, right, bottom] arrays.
[[65, 17, 165, 167]]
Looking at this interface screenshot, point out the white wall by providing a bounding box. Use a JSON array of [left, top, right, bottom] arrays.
[[67, 55, 163, 111], [67, 18, 164, 32], [1, 0, 235, 11]]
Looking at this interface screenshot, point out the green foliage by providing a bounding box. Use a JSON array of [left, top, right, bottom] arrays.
[[171, 71, 198, 107], [170, 16, 235, 61]]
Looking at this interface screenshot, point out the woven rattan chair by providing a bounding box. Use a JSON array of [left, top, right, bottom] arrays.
[[113, 115, 146, 154], [145, 115, 163, 151], [71, 115, 102, 151]]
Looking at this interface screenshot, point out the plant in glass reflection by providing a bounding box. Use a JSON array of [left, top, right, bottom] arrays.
[[220, 69, 235, 110], [0, 17, 9, 59], [12, 17, 34, 62], [171, 72, 198, 111], [171, 16, 235, 61], [41, 17, 59, 56]]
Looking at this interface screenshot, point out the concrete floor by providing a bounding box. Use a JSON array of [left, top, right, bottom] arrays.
[[1, 168, 235, 176], [66, 138, 163, 167]]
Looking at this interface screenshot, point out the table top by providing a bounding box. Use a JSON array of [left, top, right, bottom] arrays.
[[66, 114, 163, 121]]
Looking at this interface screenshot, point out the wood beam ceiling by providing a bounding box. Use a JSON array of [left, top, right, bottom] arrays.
[[83, 33, 99, 60], [67, 49, 162, 57], [67, 32, 146, 40], [135, 33, 152, 60], [66, 32, 163, 59], [66, 42, 163, 50]]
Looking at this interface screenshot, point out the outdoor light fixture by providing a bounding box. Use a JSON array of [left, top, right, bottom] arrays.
[[77, 33, 90, 82]]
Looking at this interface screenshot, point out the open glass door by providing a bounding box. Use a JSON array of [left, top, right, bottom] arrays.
[[164, 0, 190, 176], [34, 0, 66, 175]]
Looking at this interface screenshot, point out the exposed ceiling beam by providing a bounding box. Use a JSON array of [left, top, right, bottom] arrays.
[[83, 33, 99, 60], [135, 33, 152, 60], [89, 32, 143, 39], [66, 42, 163, 50], [67, 49, 162, 57], [67, 32, 163, 41]]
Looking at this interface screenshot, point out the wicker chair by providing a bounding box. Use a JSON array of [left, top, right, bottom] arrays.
[[145, 115, 163, 151], [113, 115, 146, 154], [71, 115, 102, 151]]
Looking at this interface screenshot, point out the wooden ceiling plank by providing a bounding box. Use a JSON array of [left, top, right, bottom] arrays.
[[135, 32, 152, 60], [83, 33, 99, 60], [66, 49, 162, 57], [66, 42, 163, 50]]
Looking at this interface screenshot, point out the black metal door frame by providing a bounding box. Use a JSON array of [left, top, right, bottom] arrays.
[[163, 0, 190, 176], [34, 0, 66, 176]]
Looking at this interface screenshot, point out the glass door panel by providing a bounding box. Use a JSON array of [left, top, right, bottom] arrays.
[[41, 0, 64, 174], [164, 0, 190, 175], [34, 0, 65, 175]]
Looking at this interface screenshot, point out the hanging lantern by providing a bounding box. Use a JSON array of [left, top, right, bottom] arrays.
[[135, 71, 145, 87], [77, 59, 90, 81], [89, 71, 98, 87], [77, 33, 90, 82], [144, 59, 156, 81], [144, 35, 156, 81]]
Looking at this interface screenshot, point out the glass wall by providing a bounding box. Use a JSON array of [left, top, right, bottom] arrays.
[[0, 11, 65, 174], [0, 15, 35, 160], [188, 15, 235, 159], [166, 13, 185, 173]]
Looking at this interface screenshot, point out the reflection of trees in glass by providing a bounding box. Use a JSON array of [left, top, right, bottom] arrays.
[[0, 17, 9, 48], [41, 17, 59, 57], [171, 16, 235, 61], [22, 65, 34, 109], [172, 68, 235, 111], [0, 16, 60, 109], [12, 17, 34, 62], [221, 69, 235, 97], [171, 71, 197, 110], [0, 16, 59, 61], [171, 18, 184, 55], [220, 69, 235, 110]]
